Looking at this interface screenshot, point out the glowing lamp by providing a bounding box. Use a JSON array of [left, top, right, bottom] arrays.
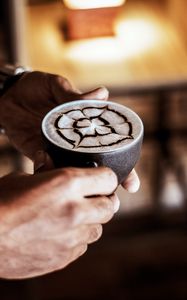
[[63, 0, 126, 40]]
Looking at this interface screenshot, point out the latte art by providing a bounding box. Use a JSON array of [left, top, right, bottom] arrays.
[[55, 106, 133, 150], [42, 101, 142, 153]]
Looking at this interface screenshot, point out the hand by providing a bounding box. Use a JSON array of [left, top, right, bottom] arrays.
[[35, 151, 140, 193], [0, 70, 140, 192], [0, 71, 109, 160], [0, 167, 118, 279]]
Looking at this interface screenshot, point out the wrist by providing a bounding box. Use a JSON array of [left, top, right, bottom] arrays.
[[0, 64, 32, 97]]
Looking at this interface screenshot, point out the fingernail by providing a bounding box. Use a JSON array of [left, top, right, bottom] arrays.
[[124, 178, 140, 193], [95, 87, 109, 100], [34, 150, 46, 172], [83, 86, 109, 100]]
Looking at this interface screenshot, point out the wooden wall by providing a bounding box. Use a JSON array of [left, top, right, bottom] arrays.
[[167, 0, 187, 44]]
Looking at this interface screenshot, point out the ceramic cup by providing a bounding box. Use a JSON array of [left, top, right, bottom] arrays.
[[42, 100, 144, 183]]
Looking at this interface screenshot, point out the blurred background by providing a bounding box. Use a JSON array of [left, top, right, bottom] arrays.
[[0, 0, 187, 299]]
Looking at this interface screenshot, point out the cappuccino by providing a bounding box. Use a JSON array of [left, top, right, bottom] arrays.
[[42, 100, 142, 153]]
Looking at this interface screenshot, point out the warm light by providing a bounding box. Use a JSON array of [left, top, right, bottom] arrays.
[[115, 18, 160, 56], [64, 17, 162, 64], [64, 38, 124, 63], [64, 0, 125, 10], [160, 171, 184, 208]]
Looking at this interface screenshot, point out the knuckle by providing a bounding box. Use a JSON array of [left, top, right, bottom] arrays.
[[51, 168, 78, 190], [61, 168, 82, 192]]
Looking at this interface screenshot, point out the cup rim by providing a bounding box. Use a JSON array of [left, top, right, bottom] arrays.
[[42, 100, 144, 154]]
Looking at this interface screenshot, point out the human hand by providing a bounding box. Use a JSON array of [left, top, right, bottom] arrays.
[[0, 71, 109, 160], [35, 150, 140, 194], [0, 166, 118, 279], [0, 70, 140, 192]]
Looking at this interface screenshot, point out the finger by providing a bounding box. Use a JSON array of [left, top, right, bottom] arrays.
[[56, 224, 103, 248], [34, 150, 54, 173], [50, 244, 88, 273], [121, 169, 140, 193], [49, 74, 109, 103], [65, 167, 118, 197], [72, 194, 118, 225], [49, 74, 81, 103], [75, 224, 103, 245], [66, 244, 88, 265], [110, 192, 120, 213], [87, 224, 103, 244], [80, 86, 109, 101]]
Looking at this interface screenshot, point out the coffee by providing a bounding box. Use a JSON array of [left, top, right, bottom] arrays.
[[42, 100, 142, 153], [42, 100, 143, 183]]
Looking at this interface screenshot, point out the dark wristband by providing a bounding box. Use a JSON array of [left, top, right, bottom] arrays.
[[0, 73, 25, 97]]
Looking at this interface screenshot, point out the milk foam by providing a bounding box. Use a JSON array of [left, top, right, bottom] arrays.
[[42, 100, 143, 153]]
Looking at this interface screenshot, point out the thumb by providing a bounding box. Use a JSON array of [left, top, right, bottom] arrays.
[[80, 86, 109, 101], [34, 150, 54, 173]]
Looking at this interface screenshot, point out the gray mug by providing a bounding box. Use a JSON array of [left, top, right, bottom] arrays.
[[42, 100, 144, 183]]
